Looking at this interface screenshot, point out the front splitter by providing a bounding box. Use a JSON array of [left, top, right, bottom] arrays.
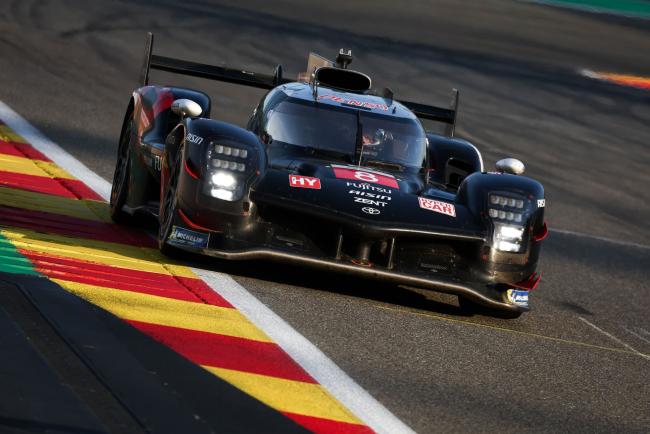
[[171, 244, 528, 314]]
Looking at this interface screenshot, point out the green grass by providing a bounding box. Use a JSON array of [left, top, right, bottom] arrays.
[[528, 0, 650, 18]]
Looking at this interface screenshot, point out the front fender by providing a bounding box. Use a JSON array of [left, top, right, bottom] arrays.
[[457, 172, 546, 284], [169, 118, 267, 229]]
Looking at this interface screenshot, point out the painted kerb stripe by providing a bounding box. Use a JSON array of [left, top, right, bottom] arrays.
[[0, 100, 414, 434]]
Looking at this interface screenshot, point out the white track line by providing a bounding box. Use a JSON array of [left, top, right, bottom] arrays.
[[550, 228, 650, 250], [624, 327, 650, 345], [0, 101, 415, 434], [635, 327, 650, 337], [194, 270, 414, 434], [578, 317, 650, 361]]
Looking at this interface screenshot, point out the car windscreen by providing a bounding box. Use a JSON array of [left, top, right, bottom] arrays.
[[265, 98, 426, 170], [359, 113, 426, 171]]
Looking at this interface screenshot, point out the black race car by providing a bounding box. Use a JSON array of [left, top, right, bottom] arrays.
[[110, 33, 548, 318]]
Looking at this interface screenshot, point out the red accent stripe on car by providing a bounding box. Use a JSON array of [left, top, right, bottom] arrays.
[[128, 320, 316, 383], [152, 89, 175, 117], [282, 412, 375, 434], [511, 272, 541, 291], [178, 208, 218, 233], [534, 221, 549, 242], [184, 159, 200, 179]]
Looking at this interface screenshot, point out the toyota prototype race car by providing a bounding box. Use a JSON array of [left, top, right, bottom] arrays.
[[110, 33, 548, 318]]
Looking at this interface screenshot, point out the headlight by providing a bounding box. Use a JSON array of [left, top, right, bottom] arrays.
[[210, 188, 235, 201], [488, 192, 530, 253], [211, 171, 237, 189], [493, 222, 525, 253], [487, 193, 527, 222], [205, 142, 256, 201]]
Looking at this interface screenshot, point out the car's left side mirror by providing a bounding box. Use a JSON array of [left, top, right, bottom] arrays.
[[171, 99, 202, 118], [495, 158, 525, 175]]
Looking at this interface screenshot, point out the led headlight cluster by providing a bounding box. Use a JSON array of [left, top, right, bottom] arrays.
[[211, 159, 246, 172], [488, 194, 525, 222], [488, 192, 530, 252], [206, 143, 254, 201], [490, 194, 524, 208], [214, 145, 247, 158]]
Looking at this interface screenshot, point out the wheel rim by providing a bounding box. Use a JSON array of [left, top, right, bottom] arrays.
[[111, 120, 132, 206]]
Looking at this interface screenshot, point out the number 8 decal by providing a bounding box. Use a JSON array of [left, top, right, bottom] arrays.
[[354, 171, 379, 183]]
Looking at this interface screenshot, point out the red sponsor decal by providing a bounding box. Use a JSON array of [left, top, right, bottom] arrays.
[[318, 94, 389, 111], [332, 166, 399, 189], [418, 197, 456, 217], [289, 175, 321, 189]]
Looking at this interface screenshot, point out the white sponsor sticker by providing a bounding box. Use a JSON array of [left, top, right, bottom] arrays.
[[418, 197, 456, 217], [289, 174, 321, 189], [507, 289, 529, 307], [537, 199, 545, 208]]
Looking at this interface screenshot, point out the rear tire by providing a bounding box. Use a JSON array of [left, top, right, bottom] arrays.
[[110, 115, 134, 224], [158, 147, 183, 258]]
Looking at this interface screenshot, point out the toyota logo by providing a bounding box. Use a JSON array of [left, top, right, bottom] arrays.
[[362, 207, 380, 215]]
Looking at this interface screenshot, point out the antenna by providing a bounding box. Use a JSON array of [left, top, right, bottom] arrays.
[[336, 49, 353, 69], [140, 32, 154, 86]]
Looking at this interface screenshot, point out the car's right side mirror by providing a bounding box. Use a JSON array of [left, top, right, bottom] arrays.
[[171, 99, 203, 118]]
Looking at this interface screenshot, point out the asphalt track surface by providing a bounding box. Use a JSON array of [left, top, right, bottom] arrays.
[[1, 0, 649, 432]]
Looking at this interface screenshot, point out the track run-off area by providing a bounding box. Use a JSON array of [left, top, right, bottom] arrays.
[[0, 0, 649, 432]]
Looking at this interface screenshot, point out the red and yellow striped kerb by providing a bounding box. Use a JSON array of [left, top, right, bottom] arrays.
[[0, 119, 374, 434]]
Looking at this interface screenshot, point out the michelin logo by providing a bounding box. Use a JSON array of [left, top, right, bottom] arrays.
[[507, 289, 529, 308], [168, 226, 209, 248]]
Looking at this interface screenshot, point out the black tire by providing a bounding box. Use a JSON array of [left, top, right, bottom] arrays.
[[458, 295, 523, 319], [158, 147, 183, 258], [110, 115, 134, 224]]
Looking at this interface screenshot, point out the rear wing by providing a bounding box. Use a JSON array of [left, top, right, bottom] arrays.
[[140, 32, 288, 90], [399, 90, 459, 136], [139, 32, 459, 136]]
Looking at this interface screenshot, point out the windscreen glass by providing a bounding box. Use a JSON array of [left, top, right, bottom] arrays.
[[264, 98, 426, 170]]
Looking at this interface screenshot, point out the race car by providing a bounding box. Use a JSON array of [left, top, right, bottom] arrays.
[[110, 33, 548, 318]]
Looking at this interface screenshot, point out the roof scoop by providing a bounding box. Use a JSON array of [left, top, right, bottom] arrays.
[[314, 66, 371, 93]]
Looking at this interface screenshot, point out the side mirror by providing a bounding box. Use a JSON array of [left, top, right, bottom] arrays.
[[496, 158, 525, 175], [171, 99, 202, 118]]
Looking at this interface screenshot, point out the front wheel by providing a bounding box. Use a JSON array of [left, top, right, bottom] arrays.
[[110, 115, 134, 224], [158, 148, 183, 258]]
